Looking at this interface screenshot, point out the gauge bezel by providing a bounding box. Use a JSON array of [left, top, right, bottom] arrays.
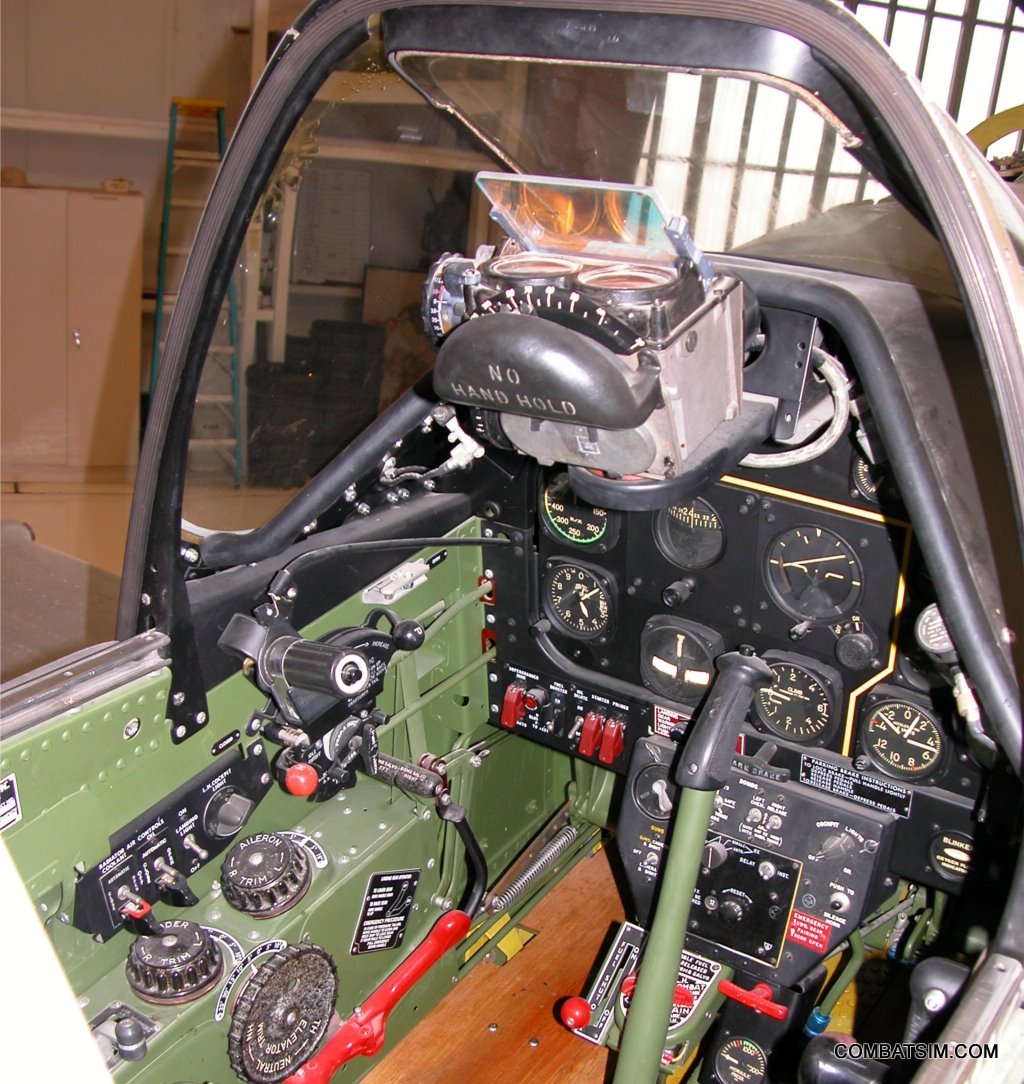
[[753, 652, 840, 745], [639, 615, 723, 706], [763, 524, 864, 621], [652, 497, 726, 570], [859, 693, 946, 781], [713, 1035, 768, 1084], [541, 558, 617, 641], [539, 471, 619, 552]]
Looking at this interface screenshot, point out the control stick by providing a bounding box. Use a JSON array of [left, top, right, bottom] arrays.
[[613, 647, 772, 1084]]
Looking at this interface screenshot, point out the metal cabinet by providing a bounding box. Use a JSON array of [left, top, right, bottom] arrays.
[[0, 186, 142, 481]]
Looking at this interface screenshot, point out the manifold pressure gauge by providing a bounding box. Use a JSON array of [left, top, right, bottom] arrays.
[[754, 654, 839, 744], [860, 694, 945, 780], [542, 559, 616, 640]]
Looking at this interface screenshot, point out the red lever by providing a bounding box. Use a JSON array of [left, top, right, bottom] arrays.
[[597, 718, 625, 765], [560, 997, 592, 1029], [284, 762, 320, 797], [620, 974, 693, 1008], [285, 910, 471, 1084], [717, 979, 788, 1020], [500, 685, 526, 730], [577, 712, 605, 758]]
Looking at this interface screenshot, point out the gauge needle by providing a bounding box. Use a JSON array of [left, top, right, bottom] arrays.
[[782, 555, 847, 570], [580, 586, 602, 601], [907, 738, 935, 752]]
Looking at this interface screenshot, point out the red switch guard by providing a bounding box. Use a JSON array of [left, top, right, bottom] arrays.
[[285, 910, 471, 1084]]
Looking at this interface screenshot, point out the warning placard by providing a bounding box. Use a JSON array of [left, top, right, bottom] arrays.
[[351, 869, 420, 954], [786, 909, 832, 952], [0, 775, 22, 832]]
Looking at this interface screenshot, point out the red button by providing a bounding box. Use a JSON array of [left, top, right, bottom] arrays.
[[284, 762, 319, 797]]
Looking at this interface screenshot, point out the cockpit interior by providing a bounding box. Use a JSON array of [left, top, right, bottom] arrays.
[[2, 4, 1022, 1083]]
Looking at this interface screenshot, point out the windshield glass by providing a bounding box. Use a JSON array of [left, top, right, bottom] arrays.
[[181, 32, 495, 532], [395, 55, 890, 253]]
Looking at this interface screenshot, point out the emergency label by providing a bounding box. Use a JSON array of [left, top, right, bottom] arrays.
[[786, 909, 832, 952], [351, 869, 420, 954]]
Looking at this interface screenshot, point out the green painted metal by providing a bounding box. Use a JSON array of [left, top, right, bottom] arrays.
[[612, 787, 717, 1084], [0, 521, 610, 1082]]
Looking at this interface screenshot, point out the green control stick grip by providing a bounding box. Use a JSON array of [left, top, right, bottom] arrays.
[[613, 648, 773, 1084]]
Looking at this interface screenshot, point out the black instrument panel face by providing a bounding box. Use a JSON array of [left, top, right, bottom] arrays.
[[532, 470, 913, 763], [485, 448, 983, 893]]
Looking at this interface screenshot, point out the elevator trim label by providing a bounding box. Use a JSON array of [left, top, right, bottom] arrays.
[[214, 938, 288, 1021], [351, 869, 420, 955], [0, 774, 22, 832]]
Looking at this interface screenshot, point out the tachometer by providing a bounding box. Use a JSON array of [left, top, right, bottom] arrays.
[[542, 559, 615, 640], [860, 696, 944, 780], [764, 525, 863, 620], [653, 498, 725, 570], [541, 473, 616, 549], [639, 617, 723, 705]]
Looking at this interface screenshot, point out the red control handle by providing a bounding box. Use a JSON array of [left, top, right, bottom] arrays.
[[285, 910, 471, 1084], [284, 762, 319, 797], [560, 997, 592, 1029], [620, 973, 693, 1008], [717, 979, 788, 1020]]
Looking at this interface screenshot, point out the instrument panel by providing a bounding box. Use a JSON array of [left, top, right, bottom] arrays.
[[487, 441, 984, 900], [532, 467, 915, 762]]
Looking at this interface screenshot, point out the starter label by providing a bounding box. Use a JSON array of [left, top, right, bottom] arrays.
[[351, 869, 420, 954]]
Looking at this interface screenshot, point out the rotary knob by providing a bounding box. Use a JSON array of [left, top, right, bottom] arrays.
[[719, 899, 746, 924], [229, 944, 338, 1084], [221, 832, 312, 917], [125, 919, 223, 1004]]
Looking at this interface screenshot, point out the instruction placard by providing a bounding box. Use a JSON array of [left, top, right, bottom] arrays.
[[351, 869, 420, 955]]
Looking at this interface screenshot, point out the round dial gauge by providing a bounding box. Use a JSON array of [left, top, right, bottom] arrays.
[[542, 561, 614, 640], [764, 526, 863, 620], [852, 455, 898, 505], [861, 698, 944, 780], [640, 618, 722, 705], [541, 473, 614, 548], [714, 1036, 768, 1084], [754, 660, 834, 743], [653, 499, 725, 570]]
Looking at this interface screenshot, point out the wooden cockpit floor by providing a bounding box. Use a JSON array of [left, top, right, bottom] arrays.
[[367, 846, 625, 1084]]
